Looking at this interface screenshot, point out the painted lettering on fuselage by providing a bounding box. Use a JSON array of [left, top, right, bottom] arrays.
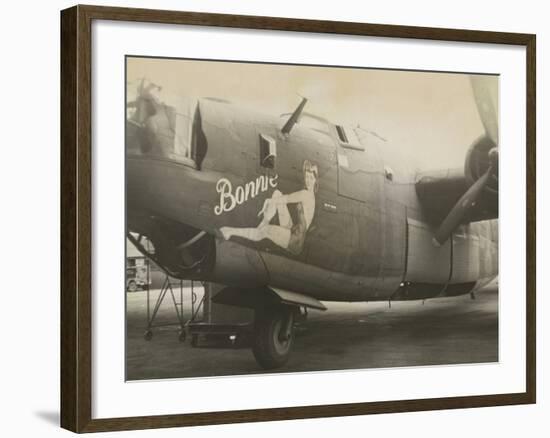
[[214, 174, 278, 216], [218, 160, 319, 256]]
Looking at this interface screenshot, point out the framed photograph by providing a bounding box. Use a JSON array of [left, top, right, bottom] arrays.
[[60, 4, 536, 433]]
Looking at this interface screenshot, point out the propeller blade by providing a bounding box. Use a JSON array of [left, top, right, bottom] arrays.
[[470, 76, 499, 146], [433, 166, 492, 245]]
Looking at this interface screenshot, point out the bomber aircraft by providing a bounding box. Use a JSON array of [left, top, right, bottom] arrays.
[[126, 75, 498, 369]]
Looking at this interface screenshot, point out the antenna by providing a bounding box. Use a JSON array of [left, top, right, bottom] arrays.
[[281, 97, 308, 135]]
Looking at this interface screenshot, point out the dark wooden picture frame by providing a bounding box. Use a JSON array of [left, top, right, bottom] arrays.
[[61, 4, 536, 433]]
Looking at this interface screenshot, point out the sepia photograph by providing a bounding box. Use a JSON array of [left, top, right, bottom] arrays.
[[125, 56, 499, 381]]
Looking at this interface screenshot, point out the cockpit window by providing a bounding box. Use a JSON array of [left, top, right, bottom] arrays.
[[126, 87, 208, 169], [172, 99, 208, 169], [173, 101, 195, 161]]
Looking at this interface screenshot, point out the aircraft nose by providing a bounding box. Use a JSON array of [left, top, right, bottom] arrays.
[[126, 114, 173, 158]]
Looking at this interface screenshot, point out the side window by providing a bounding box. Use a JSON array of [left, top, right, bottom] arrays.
[[335, 125, 348, 143], [335, 125, 364, 151], [259, 134, 277, 169]]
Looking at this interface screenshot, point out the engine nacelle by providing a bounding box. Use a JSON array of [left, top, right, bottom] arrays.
[[416, 135, 498, 226]]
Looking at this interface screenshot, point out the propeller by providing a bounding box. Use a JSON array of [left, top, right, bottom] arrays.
[[470, 76, 498, 146], [433, 76, 498, 246]]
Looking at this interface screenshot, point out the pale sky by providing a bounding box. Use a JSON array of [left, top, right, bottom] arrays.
[[127, 56, 498, 170]]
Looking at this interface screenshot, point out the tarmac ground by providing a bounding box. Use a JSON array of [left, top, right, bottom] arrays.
[[126, 283, 498, 380]]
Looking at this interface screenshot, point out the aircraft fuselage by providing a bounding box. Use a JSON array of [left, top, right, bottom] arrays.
[[126, 97, 498, 303]]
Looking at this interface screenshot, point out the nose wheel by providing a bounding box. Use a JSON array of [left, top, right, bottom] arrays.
[[252, 306, 295, 369]]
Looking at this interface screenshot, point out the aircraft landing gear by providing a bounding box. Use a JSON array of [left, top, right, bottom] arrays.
[[178, 330, 187, 343], [252, 305, 295, 369]]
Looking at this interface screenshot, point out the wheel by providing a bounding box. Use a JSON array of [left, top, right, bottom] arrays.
[[127, 280, 137, 292], [252, 306, 295, 369], [178, 330, 187, 343], [144, 329, 153, 341]]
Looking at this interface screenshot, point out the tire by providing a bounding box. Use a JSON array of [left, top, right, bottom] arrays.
[[252, 306, 295, 369], [127, 280, 137, 292]]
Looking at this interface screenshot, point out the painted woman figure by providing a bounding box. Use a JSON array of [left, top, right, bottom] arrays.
[[220, 160, 319, 255]]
